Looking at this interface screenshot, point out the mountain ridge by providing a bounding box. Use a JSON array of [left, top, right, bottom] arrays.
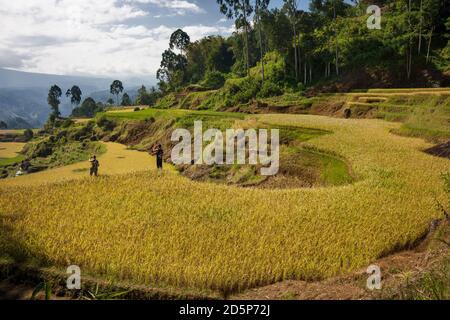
[[0, 68, 153, 128]]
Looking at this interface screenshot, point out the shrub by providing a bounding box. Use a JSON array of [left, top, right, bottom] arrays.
[[134, 107, 141, 112], [154, 93, 177, 109], [72, 98, 103, 118], [33, 140, 53, 157], [96, 116, 116, 132], [258, 81, 283, 98], [231, 78, 261, 104], [202, 71, 226, 89], [250, 51, 286, 83], [62, 118, 74, 128], [23, 129, 34, 141], [69, 122, 95, 141]]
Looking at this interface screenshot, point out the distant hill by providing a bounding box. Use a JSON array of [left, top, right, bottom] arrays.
[[0, 68, 112, 90], [0, 68, 154, 129], [0, 87, 73, 129], [89, 88, 139, 104]]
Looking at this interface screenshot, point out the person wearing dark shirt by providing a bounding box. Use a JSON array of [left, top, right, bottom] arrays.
[[89, 155, 100, 177], [152, 144, 164, 170]]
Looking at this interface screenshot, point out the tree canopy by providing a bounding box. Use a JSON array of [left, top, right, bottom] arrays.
[[110, 80, 124, 105], [47, 85, 62, 118], [121, 93, 132, 106], [66, 85, 82, 108], [72, 97, 103, 118], [169, 29, 191, 55], [155, 1, 449, 95]]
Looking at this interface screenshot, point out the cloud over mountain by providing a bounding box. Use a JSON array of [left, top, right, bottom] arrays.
[[0, 0, 232, 78]]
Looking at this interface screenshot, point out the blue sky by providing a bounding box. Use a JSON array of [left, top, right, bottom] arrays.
[[127, 0, 310, 29], [0, 0, 329, 81]]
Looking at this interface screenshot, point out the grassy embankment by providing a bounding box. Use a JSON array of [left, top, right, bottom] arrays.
[[151, 87, 450, 143], [103, 108, 352, 187]]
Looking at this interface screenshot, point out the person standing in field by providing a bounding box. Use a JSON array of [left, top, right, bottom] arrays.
[[151, 143, 164, 170], [89, 155, 100, 177]]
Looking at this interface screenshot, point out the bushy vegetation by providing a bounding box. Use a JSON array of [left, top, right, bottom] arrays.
[[135, 85, 161, 106], [202, 71, 227, 89], [153, 0, 449, 108], [72, 97, 104, 118]]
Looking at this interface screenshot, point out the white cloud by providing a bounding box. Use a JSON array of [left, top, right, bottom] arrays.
[[0, 0, 232, 78], [183, 25, 235, 40], [127, 0, 205, 15]]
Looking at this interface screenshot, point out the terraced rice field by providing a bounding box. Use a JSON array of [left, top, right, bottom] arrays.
[[0, 142, 25, 159], [0, 142, 171, 187], [0, 114, 448, 295], [0, 142, 26, 167]]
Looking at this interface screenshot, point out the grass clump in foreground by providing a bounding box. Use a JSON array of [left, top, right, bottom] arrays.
[[0, 114, 448, 296]]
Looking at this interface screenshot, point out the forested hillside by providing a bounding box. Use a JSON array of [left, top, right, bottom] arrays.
[[152, 0, 449, 101]]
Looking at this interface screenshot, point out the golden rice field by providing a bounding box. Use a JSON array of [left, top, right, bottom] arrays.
[[0, 129, 25, 135], [0, 142, 25, 159], [0, 142, 173, 187], [0, 114, 449, 295]]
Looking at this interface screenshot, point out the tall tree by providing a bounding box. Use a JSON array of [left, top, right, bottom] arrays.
[[283, 0, 300, 81], [157, 48, 188, 90], [121, 93, 132, 106], [255, 0, 271, 82], [332, 0, 340, 76], [217, 0, 254, 75], [65, 85, 82, 109], [170, 29, 191, 55], [47, 85, 62, 118], [137, 85, 147, 100], [110, 80, 124, 106]]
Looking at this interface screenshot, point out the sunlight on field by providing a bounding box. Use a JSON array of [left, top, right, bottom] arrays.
[[0, 142, 25, 158], [0, 142, 172, 187], [0, 116, 448, 294], [0, 130, 24, 135]]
